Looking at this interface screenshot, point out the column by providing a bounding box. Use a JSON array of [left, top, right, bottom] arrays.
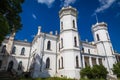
[[89, 56, 92, 67], [96, 57, 99, 65], [82, 55, 85, 68]]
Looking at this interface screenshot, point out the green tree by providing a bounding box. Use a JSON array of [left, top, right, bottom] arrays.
[[80, 65, 108, 79], [92, 65, 108, 79], [80, 66, 93, 79], [112, 62, 120, 78], [0, 0, 24, 44]]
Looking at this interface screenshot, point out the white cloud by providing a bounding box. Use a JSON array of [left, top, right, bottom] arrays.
[[60, 0, 76, 7], [37, 0, 55, 8], [95, 0, 116, 13], [32, 14, 37, 19]]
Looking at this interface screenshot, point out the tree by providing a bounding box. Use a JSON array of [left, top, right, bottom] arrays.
[[0, 0, 24, 44], [80, 66, 93, 79], [80, 65, 108, 79], [112, 62, 120, 78], [92, 65, 108, 79]]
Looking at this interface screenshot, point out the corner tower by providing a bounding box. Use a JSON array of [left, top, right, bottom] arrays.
[[92, 22, 116, 73], [58, 6, 81, 79]]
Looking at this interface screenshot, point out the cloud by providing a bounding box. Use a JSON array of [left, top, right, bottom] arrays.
[[32, 14, 37, 19], [37, 0, 55, 8], [95, 0, 116, 13], [60, 0, 76, 7]]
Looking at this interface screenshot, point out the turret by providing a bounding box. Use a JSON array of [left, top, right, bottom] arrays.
[[92, 22, 113, 56], [92, 22, 116, 74], [57, 6, 81, 79]]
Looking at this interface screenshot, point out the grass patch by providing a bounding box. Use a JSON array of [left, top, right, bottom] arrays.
[[19, 77, 74, 80]]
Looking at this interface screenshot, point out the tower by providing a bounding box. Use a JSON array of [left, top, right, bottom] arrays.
[[92, 22, 116, 73], [58, 6, 81, 79]]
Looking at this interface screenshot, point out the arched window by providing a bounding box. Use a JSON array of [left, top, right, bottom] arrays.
[[1, 45, 6, 53], [96, 34, 100, 41], [88, 49, 90, 54], [61, 38, 63, 48], [18, 61, 22, 70], [61, 57, 63, 68], [11, 46, 16, 54], [59, 59, 60, 69], [21, 47, 25, 55], [61, 22, 63, 30], [7, 61, 14, 71], [0, 60, 2, 68], [47, 41, 51, 50], [74, 37, 77, 47], [81, 47, 84, 53], [73, 20, 75, 28], [46, 58, 50, 69], [76, 56, 79, 68]]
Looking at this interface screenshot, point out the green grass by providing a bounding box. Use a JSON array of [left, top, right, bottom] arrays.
[[19, 77, 74, 80]]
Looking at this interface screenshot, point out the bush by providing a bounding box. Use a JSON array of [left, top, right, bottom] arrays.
[[80, 65, 108, 79], [80, 66, 93, 79], [92, 65, 108, 79], [112, 62, 120, 77]]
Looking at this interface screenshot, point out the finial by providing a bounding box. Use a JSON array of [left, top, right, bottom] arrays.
[[55, 31, 58, 35], [37, 26, 41, 35], [49, 31, 53, 35]]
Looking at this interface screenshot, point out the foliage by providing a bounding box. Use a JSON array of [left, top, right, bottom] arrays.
[[80, 66, 92, 79], [92, 65, 108, 79], [80, 65, 108, 79], [112, 62, 120, 77], [0, 0, 24, 44]]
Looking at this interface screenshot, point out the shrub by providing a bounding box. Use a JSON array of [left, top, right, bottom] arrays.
[[112, 62, 120, 77], [92, 65, 108, 79], [80, 65, 108, 79], [80, 66, 93, 79]]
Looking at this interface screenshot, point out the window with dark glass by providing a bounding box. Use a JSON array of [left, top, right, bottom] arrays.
[[88, 49, 90, 54], [0, 60, 2, 68], [21, 47, 25, 55], [61, 38, 63, 48], [74, 37, 77, 47], [46, 58, 50, 69], [47, 41, 51, 50], [11, 46, 16, 54], [1, 45, 6, 53], [18, 61, 22, 70], [96, 34, 100, 41], [61, 57, 63, 68], [76, 56, 79, 68], [73, 20, 75, 28], [81, 47, 84, 53]]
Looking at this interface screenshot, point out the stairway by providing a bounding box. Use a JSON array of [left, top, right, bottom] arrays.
[[0, 71, 14, 80]]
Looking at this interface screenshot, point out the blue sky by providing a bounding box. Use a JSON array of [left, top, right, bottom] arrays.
[[15, 0, 120, 52]]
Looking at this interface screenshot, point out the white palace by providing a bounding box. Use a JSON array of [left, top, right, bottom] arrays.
[[0, 6, 120, 79]]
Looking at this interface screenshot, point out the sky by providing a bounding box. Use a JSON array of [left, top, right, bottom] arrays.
[[15, 0, 120, 52]]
